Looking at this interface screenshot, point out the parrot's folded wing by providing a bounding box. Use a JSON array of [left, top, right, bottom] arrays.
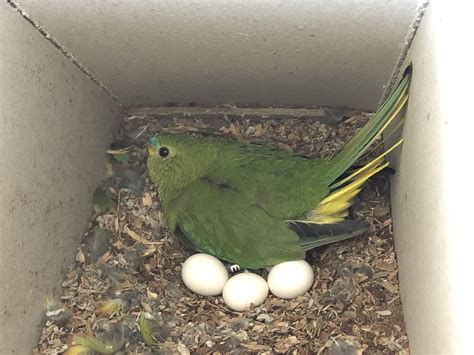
[[286, 219, 369, 250], [170, 178, 305, 269]]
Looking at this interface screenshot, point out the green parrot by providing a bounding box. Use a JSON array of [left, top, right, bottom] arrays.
[[147, 71, 410, 269]]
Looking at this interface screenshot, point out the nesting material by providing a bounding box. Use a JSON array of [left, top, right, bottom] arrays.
[[35, 109, 409, 353]]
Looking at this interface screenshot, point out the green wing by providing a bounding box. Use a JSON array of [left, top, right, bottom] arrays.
[[169, 177, 305, 269], [208, 144, 331, 219]]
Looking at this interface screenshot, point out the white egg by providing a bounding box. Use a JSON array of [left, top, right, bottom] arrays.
[[222, 272, 269, 311], [267, 260, 314, 299], [181, 253, 229, 296]]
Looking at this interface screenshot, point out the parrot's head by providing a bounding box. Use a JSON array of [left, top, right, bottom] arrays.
[[146, 134, 217, 198]]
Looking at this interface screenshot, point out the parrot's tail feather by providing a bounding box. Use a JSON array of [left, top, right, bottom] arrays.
[[286, 219, 369, 251], [326, 69, 411, 183], [358, 116, 406, 162], [330, 138, 403, 190], [310, 68, 411, 224], [306, 139, 400, 223]]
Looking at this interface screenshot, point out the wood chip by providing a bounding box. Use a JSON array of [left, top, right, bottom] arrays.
[[375, 261, 396, 272], [124, 225, 160, 245], [142, 192, 153, 207], [379, 280, 398, 294], [106, 147, 131, 154], [242, 343, 272, 351]]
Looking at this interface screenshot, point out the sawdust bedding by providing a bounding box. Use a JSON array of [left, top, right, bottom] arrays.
[[36, 110, 409, 354]]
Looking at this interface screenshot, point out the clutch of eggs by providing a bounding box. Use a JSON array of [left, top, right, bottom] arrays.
[[181, 253, 314, 310]]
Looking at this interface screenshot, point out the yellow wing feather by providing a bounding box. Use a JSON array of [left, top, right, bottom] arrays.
[[307, 139, 401, 224]]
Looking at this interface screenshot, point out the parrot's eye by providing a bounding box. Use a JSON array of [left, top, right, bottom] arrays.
[[159, 147, 170, 158]]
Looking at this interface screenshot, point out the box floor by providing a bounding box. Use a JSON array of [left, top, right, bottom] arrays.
[[36, 111, 408, 353]]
